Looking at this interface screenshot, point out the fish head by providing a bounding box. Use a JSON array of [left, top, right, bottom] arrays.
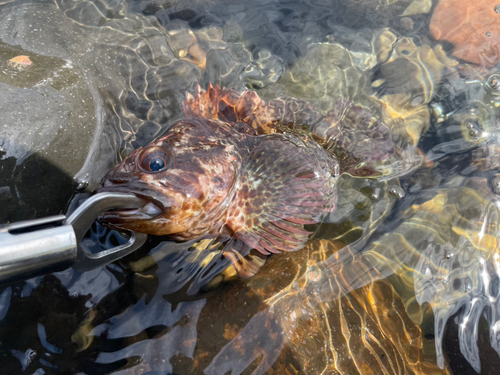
[[97, 118, 245, 238]]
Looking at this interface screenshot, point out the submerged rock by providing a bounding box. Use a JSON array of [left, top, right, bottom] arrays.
[[0, 0, 282, 222]]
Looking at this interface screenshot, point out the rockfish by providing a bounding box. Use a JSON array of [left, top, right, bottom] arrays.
[[98, 84, 394, 270]]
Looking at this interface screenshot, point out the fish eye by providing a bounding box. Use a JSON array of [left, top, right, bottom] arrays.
[[138, 147, 170, 173], [150, 157, 165, 171]]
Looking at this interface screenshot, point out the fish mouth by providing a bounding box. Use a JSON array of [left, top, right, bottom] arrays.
[[96, 186, 169, 223], [98, 201, 164, 223]]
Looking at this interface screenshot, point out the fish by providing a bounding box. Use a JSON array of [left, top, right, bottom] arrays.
[[97, 84, 395, 272]]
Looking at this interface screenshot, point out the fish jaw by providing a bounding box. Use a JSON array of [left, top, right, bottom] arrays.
[[96, 185, 171, 234], [97, 119, 246, 238], [97, 167, 240, 237], [96, 175, 179, 235]]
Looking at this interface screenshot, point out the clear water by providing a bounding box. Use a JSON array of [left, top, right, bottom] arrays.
[[1, 0, 500, 374]]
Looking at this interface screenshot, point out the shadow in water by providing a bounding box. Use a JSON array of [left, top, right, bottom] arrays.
[[0, 149, 77, 224]]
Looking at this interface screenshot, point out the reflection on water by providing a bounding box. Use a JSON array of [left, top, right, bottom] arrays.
[[1, 0, 500, 374]]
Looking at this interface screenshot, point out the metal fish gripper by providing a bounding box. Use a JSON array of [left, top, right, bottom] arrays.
[[0, 193, 148, 284]]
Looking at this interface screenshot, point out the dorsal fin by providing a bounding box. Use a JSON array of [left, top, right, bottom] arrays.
[[312, 98, 395, 174], [183, 83, 271, 132], [184, 85, 395, 175], [183, 83, 323, 135]]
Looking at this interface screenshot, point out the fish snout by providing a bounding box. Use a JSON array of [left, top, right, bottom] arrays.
[[100, 166, 140, 188], [102, 176, 134, 187], [100, 153, 142, 185]]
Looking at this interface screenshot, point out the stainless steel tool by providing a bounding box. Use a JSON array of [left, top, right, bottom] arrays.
[[0, 192, 148, 284]]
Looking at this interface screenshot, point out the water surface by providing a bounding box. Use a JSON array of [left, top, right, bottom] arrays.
[[1, 0, 500, 374]]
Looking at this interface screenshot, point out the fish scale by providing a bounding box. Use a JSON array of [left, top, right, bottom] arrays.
[[99, 83, 396, 274]]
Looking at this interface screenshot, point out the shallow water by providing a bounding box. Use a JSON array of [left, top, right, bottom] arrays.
[[1, 0, 500, 374]]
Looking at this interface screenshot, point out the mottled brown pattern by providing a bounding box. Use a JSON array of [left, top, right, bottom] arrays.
[[99, 118, 246, 239], [226, 135, 337, 255], [186, 84, 394, 173], [99, 84, 394, 267], [314, 98, 394, 174]]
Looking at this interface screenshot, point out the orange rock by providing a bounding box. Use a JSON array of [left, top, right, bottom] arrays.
[[430, 0, 500, 68], [7, 55, 33, 68]]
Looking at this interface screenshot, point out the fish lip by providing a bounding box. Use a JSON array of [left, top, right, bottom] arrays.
[[96, 186, 169, 215], [98, 208, 158, 223]]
